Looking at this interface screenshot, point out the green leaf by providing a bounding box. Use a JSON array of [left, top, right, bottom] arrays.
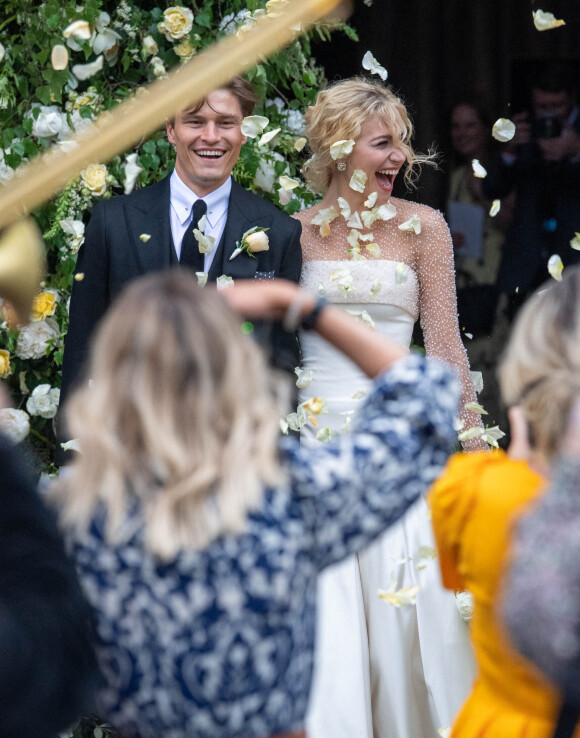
[[341, 24, 359, 42], [194, 11, 212, 29], [36, 85, 53, 105], [79, 106, 94, 119], [302, 70, 317, 86]]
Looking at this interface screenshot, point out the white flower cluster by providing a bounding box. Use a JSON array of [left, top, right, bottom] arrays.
[[0, 407, 30, 443], [26, 384, 60, 419], [265, 97, 305, 135], [219, 10, 250, 35], [254, 151, 290, 193], [15, 318, 59, 360]]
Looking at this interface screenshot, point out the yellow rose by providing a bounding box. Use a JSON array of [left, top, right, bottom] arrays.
[[245, 231, 270, 253], [159, 7, 194, 41], [81, 163, 108, 196], [0, 349, 11, 378], [32, 291, 58, 321], [173, 37, 196, 60]]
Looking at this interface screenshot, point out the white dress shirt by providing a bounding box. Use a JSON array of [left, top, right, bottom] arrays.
[[169, 170, 231, 272]]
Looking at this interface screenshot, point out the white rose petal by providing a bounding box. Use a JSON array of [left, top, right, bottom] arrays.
[[370, 279, 382, 298], [378, 585, 420, 607], [60, 438, 81, 453], [0, 408, 30, 443], [258, 128, 281, 147], [481, 425, 506, 448], [51, 44, 69, 70], [294, 137, 307, 151], [330, 139, 355, 160], [316, 426, 335, 443], [16, 319, 59, 360], [548, 254, 564, 281], [278, 188, 292, 206], [395, 262, 408, 284], [216, 275, 234, 290], [0, 42, 5, 63], [241, 115, 269, 138], [347, 211, 363, 229], [492, 118, 516, 142], [72, 55, 104, 81], [337, 197, 351, 219], [458, 426, 484, 442], [465, 401, 488, 415], [455, 590, 475, 622], [139, 233, 151, 242], [294, 367, 313, 389], [347, 309, 375, 330], [311, 206, 339, 237], [471, 371, 484, 394], [59, 219, 85, 253], [362, 50, 388, 81], [349, 169, 367, 193], [365, 243, 380, 258], [361, 209, 378, 229], [570, 233, 580, 251], [438, 729, 452, 738], [123, 152, 143, 195], [398, 214, 421, 234], [489, 199, 501, 217], [376, 202, 397, 221], [63, 20, 92, 39], [471, 158, 487, 178], [279, 175, 300, 191], [194, 230, 216, 254], [196, 272, 208, 286], [533, 9, 566, 31], [365, 191, 378, 208], [350, 389, 368, 400]]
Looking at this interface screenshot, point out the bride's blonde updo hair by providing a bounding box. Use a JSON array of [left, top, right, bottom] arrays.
[[499, 265, 580, 458], [52, 271, 284, 559], [303, 76, 435, 193]]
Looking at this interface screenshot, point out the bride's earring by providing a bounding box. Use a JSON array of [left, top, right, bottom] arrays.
[[337, 161, 347, 171]]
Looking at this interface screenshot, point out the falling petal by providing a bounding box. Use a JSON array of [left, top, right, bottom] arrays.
[[395, 262, 408, 284], [481, 425, 506, 448], [464, 332, 473, 339], [0, 43, 4, 63], [196, 272, 208, 286], [370, 279, 382, 298], [347, 229, 360, 250], [492, 118, 516, 142], [280, 419, 289, 434], [362, 50, 388, 81], [241, 115, 269, 137], [258, 128, 281, 146], [548, 254, 564, 281], [350, 389, 368, 400], [365, 191, 378, 208], [471, 371, 484, 394], [294, 137, 307, 151], [340, 413, 352, 432], [337, 197, 351, 219], [63, 20, 92, 39], [362, 209, 378, 229], [123, 152, 142, 195], [570, 232, 580, 250], [197, 213, 207, 231], [471, 159, 487, 178], [378, 585, 420, 607], [465, 401, 488, 415], [454, 417, 465, 432], [489, 199, 501, 217], [366, 242, 380, 258], [295, 367, 313, 389], [301, 397, 325, 415], [72, 55, 104, 81], [330, 139, 355, 160], [359, 232, 374, 242], [139, 233, 151, 242], [278, 187, 292, 205], [51, 44, 69, 70], [194, 230, 216, 254], [316, 426, 334, 443], [347, 211, 363, 229], [279, 175, 300, 191], [376, 201, 397, 221], [458, 426, 485, 442], [398, 215, 421, 235], [417, 545, 437, 561], [533, 9, 566, 30], [74, 272, 85, 281], [60, 438, 81, 452], [311, 206, 339, 237], [347, 309, 375, 330], [349, 169, 367, 193]]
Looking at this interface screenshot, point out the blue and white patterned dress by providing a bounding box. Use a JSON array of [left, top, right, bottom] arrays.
[[67, 355, 458, 738]]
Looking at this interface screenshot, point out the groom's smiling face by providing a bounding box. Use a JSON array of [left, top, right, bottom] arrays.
[[167, 89, 247, 198]]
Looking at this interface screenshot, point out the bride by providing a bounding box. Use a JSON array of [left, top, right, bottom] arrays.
[[293, 78, 482, 738]]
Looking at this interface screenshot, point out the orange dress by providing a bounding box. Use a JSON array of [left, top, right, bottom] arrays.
[[429, 451, 580, 738]]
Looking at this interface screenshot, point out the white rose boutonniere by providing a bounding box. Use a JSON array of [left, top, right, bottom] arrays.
[[229, 227, 270, 261]]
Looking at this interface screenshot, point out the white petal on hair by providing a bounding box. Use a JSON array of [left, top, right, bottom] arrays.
[[258, 127, 281, 146], [330, 139, 355, 160], [492, 118, 516, 142], [362, 50, 388, 81], [72, 55, 104, 81], [548, 254, 564, 281], [240, 115, 269, 137], [349, 169, 367, 193], [489, 199, 501, 217], [532, 9, 566, 30], [471, 159, 487, 178]]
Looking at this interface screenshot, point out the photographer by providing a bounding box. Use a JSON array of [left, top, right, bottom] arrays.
[[483, 65, 580, 311]]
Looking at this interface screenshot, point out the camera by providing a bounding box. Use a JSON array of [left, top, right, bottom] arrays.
[[533, 113, 562, 139]]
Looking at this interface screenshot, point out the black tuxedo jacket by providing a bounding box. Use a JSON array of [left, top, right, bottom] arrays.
[[57, 176, 302, 464]]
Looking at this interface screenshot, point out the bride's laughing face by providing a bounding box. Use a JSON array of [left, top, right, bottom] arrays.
[[342, 115, 406, 201]]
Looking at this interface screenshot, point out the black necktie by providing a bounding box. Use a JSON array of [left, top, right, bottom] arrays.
[[180, 199, 207, 272]]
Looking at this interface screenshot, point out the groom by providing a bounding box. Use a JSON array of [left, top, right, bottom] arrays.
[[57, 76, 302, 464]]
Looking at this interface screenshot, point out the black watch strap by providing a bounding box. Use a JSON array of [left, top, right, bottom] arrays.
[[300, 296, 327, 331]]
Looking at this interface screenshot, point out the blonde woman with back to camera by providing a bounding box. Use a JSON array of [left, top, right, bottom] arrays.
[[293, 77, 482, 738], [50, 270, 460, 738], [429, 265, 580, 738]]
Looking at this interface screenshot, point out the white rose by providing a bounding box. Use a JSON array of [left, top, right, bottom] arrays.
[[0, 408, 30, 443], [143, 35, 159, 56], [26, 384, 60, 419], [30, 105, 69, 140], [81, 163, 108, 196], [245, 231, 269, 253], [15, 318, 60, 360], [158, 6, 194, 41], [455, 591, 475, 622], [59, 219, 85, 253]]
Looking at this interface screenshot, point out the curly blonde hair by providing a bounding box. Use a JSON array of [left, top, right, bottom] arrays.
[[303, 76, 435, 193], [52, 271, 285, 559], [499, 266, 580, 457]]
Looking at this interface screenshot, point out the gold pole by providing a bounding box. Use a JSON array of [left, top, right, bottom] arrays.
[[0, 0, 349, 230]]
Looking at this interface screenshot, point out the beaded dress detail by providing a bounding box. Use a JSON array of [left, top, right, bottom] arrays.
[[293, 199, 477, 738]]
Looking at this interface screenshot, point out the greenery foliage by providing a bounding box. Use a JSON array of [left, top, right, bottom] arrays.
[[0, 0, 357, 473]]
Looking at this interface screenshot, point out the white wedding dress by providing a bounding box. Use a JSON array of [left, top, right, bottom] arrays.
[[294, 202, 479, 738]]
